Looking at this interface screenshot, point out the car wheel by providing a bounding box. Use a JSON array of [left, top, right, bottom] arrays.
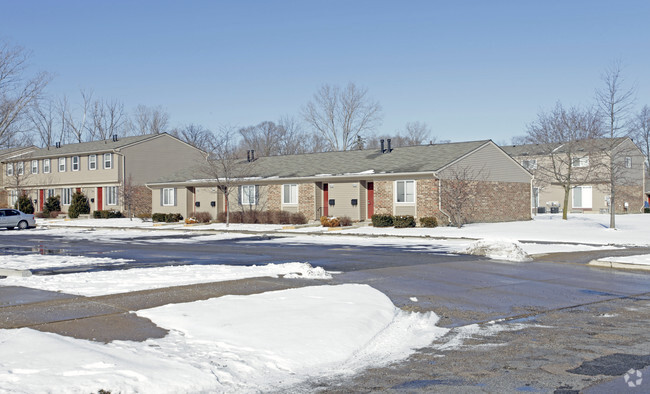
[[18, 221, 28, 230]]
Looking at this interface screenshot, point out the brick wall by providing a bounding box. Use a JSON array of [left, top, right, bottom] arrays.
[[416, 178, 439, 219], [441, 180, 531, 223], [374, 180, 393, 215], [298, 183, 315, 219], [266, 184, 281, 211], [614, 185, 645, 213]]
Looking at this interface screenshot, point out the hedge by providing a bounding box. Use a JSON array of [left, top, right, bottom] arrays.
[[152, 213, 184, 222], [93, 210, 124, 219], [393, 215, 416, 228], [371, 214, 393, 227]]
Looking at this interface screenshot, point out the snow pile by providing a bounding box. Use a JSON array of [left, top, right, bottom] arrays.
[[432, 321, 534, 351], [1, 262, 333, 296], [464, 239, 532, 262], [0, 284, 448, 393], [600, 254, 650, 266], [0, 254, 132, 270]]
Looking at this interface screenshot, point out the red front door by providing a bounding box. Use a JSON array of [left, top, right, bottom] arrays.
[[323, 183, 329, 217], [39, 189, 45, 211], [97, 187, 103, 210], [367, 182, 374, 217]]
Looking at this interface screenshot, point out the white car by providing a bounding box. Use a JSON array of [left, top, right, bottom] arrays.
[[0, 209, 36, 230]]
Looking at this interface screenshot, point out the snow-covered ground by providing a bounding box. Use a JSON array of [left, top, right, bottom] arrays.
[[1, 213, 648, 392]]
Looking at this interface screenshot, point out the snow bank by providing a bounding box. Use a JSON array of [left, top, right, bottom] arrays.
[[464, 239, 532, 262], [0, 254, 132, 270], [0, 262, 332, 296], [0, 284, 447, 393]]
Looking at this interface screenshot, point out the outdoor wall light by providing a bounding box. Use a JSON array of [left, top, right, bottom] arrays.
[[351, 199, 358, 206], [195, 201, 200, 207], [90, 198, 95, 203], [329, 199, 335, 206], [210, 201, 216, 207]]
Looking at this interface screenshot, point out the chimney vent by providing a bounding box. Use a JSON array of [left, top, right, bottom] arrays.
[[55, 142, 61, 148], [380, 139, 385, 153], [112, 134, 118, 142], [247, 150, 251, 162], [387, 139, 392, 153], [251, 150, 255, 161]]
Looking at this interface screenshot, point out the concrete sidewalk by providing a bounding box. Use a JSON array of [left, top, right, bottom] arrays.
[[0, 277, 321, 343]]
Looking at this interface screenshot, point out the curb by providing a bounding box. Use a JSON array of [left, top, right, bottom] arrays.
[[588, 259, 650, 271], [0, 268, 32, 277]]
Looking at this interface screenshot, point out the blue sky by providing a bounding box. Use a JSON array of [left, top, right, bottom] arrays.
[[3, 0, 649, 144]]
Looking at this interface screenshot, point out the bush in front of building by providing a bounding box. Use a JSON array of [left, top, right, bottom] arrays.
[[320, 216, 340, 227], [93, 210, 124, 219], [67, 191, 91, 219], [194, 211, 213, 223], [419, 216, 438, 228], [152, 213, 184, 222], [15, 193, 34, 214], [217, 210, 306, 225], [393, 215, 416, 228], [371, 214, 393, 227], [43, 195, 61, 217], [645, 207, 650, 213]]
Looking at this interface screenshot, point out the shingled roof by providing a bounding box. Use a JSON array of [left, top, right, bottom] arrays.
[[151, 140, 493, 184], [15, 134, 164, 160], [501, 137, 630, 157]]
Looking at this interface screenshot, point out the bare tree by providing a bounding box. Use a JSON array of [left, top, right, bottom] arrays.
[[596, 62, 636, 228], [402, 121, 432, 145], [277, 116, 312, 155], [61, 90, 93, 143], [29, 100, 57, 148], [131, 104, 169, 135], [0, 41, 50, 147], [632, 105, 650, 175], [171, 124, 213, 152], [121, 175, 151, 220], [440, 166, 488, 228], [202, 126, 255, 226], [239, 121, 283, 157], [303, 82, 382, 151], [89, 98, 126, 140], [525, 103, 604, 219]]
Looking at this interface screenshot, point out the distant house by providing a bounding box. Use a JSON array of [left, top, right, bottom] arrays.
[[502, 137, 646, 214], [0, 146, 38, 208], [1, 134, 205, 214], [147, 140, 533, 225]]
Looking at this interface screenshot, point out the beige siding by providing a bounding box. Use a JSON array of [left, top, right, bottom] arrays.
[[194, 187, 221, 220], [328, 182, 361, 220], [152, 186, 189, 215], [359, 181, 368, 221], [122, 135, 206, 185], [440, 143, 532, 183], [395, 205, 416, 216]]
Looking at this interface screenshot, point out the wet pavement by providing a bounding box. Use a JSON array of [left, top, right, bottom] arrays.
[[1, 230, 650, 391]]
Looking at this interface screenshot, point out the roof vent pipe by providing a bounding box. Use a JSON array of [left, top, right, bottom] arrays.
[[247, 150, 251, 162], [387, 138, 392, 152], [55, 142, 61, 148], [251, 150, 255, 161], [112, 134, 118, 142], [380, 139, 385, 153]]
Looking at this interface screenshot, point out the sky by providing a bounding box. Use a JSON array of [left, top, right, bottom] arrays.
[[2, 0, 650, 144]]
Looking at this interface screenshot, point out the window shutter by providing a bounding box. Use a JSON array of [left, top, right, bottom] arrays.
[[173, 188, 177, 206], [238, 186, 242, 205], [255, 185, 260, 205], [160, 189, 164, 206]]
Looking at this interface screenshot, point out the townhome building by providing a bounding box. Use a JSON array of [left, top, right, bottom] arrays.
[[147, 140, 533, 225], [0, 146, 38, 208], [2, 133, 205, 214], [502, 137, 646, 214]]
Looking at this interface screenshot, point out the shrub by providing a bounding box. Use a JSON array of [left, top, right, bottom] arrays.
[[94, 210, 124, 219], [320, 216, 340, 227], [152, 213, 183, 222], [48, 210, 60, 219], [15, 193, 34, 214], [34, 212, 45, 218], [419, 216, 438, 228], [67, 191, 90, 219], [290, 212, 308, 225], [339, 216, 353, 227], [194, 211, 213, 223], [645, 207, 650, 213], [393, 215, 416, 228], [371, 214, 393, 227], [43, 195, 61, 215]]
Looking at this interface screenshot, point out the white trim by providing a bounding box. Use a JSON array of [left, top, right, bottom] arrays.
[[72, 156, 80, 171], [31, 160, 38, 174], [103, 153, 112, 169], [395, 180, 416, 204], [43, 159, 51, 173], [58, 157, 66, 172], [282, 184, 298, 205], [106, 186, 118, 206], [162, 188, 175, 206], [89, 154, 97, 170]]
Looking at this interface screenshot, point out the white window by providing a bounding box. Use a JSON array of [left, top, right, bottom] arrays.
[[10, 190, 18, 206], [162, 188, 175, 206], [521, 159, 537, 170], [43, 159, 51, 173], [283, 184, 298, 204], [58, 157, 66, 172], [571, 157, 589, 168], [17, 162, 23, 176], [396, 180, 415, 203], [31, 160, 38, 174], [72, 156, 80, 171], [89, 154, 97, 170], [6, 163, 13, 176], [240, 185, 257, 205], [62, 188, 72, 205], [625, 156, 632, 168], [106, 186, 118, 205], [103, 153, 112, 169], [572, 186, 592, 209]]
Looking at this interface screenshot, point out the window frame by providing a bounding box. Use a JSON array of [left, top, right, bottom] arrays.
[[625, 156, 632, 168], [103, 153, 112, 169], [572, 185, 593, 209], [521, 159, 537, 170], [58, 157, 66, 172], [162, 188, 175, 206], [89, 154, 97, 170], [43, 159, 51, 174], [240, 185, 258, 205], [106, 186, 118, 206], [72, 156, 80, 171], [31, 160, 38, 174], [10, 190, 18, 206], [395, 180, 415, 204], [282, 184, 298, 205], [17, 162, 24, 176], [6, 163, 13, 176], [571, 157, 589, 168], [62, 188, 72, 205]]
